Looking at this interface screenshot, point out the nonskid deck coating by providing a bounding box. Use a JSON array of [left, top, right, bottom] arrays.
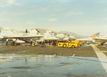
[[0, 46, 97, 57]]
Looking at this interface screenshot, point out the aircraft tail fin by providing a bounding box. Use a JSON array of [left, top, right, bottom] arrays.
[[90, 33, 100, 38]]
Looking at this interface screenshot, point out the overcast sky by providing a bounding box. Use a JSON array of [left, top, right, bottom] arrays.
[[0, 0, 107, 35]]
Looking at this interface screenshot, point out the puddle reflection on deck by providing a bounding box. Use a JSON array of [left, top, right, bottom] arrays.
[[0, 54, 106, 77]]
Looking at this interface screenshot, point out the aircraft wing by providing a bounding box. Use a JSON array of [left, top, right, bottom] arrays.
[[77, 37, 94, 41], [91, 36, 107, 45], [2, 34, 43, 43], [93, 37, 107, 42], [3, 35, 43, 39]]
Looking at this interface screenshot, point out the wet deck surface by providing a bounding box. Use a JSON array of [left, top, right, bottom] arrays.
[[0, 55, 106, 77], [0, 45, 106, 77]]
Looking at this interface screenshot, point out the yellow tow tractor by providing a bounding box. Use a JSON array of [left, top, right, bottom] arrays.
[[57, 40, 82, 48]]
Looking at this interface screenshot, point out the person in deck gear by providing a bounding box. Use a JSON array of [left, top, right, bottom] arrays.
[[6, 39, 9, 46]]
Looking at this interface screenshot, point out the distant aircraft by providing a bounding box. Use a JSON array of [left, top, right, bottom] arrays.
[[91, 33, 107, 45], [77, 33, 107, 45], [0, 35, 3, 40], [39, 30, 58, 41], [0, 29, 43, 45], [76, 35, 94, 42]]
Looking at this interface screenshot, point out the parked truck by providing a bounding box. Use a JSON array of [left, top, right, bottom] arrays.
[[57, 40, 82, 48]]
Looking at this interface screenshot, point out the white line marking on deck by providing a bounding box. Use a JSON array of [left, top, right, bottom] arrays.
[[102, 51, 107, 53], [91, 44, 107, 72], [72, 54, 75, 57]]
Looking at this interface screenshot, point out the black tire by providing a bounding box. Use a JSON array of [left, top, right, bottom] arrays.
[[63, 44, 67, 48], [71, 45, 75, 48]]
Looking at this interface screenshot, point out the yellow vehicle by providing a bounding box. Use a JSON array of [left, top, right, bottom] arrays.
[[57, 40, 82, 48]]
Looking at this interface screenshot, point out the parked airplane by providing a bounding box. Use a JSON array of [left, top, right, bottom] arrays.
[[0, 29, 43, 45], [38, 30, 58, 41], [91, 33, 107, 45], [76, 34, 96, 45], [77, 33, 107, 45]]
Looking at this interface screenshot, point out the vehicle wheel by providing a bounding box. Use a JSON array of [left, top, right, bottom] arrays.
[[57, 43, 63, 47], [63, 44, 67, 48], [71, 45, 75, 48]]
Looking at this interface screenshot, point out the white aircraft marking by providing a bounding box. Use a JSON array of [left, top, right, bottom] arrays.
[[102, 51, 107, 53], [91, 44, 107, 72]]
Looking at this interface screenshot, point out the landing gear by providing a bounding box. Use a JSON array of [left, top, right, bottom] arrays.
[[31, 41, 38, 46]]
